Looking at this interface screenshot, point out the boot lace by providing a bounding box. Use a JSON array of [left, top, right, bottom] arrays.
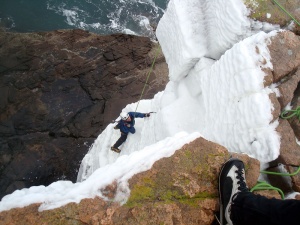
[[235, 168, 248, 192]]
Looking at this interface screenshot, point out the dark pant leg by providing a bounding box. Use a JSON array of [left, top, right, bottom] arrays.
[[231, 192, 300, 225], [113, 133, 128, 148]]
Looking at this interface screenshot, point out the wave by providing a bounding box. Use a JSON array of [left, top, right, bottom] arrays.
[[46, 0, 167, 39]]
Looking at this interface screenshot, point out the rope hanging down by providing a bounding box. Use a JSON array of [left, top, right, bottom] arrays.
[[280, 106, 300, 120], [133, 45, 161, 117], [272, 0, 300, 27]]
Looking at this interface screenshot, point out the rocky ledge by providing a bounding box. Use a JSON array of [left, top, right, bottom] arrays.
[[0, 29, 168, 199], [0, 137, 263, 225]]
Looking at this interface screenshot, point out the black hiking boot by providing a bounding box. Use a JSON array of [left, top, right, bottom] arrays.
[[111, 146, 121, 153], [218, 158, 249, 225]]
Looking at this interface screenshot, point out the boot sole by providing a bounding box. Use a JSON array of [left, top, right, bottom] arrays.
[[111, 148, 120, 153]]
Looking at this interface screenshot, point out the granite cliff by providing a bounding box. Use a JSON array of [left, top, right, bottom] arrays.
[[1, 0, 300, 224], [0, 29, 168, 199]]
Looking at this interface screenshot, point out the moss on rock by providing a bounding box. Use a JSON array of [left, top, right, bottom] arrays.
[[244, 0, 300, 26]]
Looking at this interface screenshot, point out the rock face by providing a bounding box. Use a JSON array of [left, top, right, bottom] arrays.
[[0, 137, 262, 225], [262, 31, 300, 192], [0, 29, 168, 199]]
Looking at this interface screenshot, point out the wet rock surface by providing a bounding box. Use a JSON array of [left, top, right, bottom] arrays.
[[0, 29, 168, 199]]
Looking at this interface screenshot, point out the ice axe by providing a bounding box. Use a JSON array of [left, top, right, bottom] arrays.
[[145, 111, 156, 116]]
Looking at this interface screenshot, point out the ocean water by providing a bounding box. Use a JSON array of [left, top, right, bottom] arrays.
[[0, 0, 168, 39]]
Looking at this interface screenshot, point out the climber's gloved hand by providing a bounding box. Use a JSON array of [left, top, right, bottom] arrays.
[[144, 113, 150, 117], [114, 125, 120, 129]]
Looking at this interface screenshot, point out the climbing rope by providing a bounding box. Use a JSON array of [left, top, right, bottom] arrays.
[[280, 106, 300, 120], [272, 0, 300, 27], [250, 181, 285, 199], [260, 166, 300, 176], [133, 45, 161, 118], [251, 166, 300, 199]]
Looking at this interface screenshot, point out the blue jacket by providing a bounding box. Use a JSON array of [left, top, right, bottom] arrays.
[[117, 112, 146, 134]]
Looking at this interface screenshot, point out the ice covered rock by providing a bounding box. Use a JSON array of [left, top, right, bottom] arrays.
[[156, 0, 251, 81], [0, 138, 260, 225]]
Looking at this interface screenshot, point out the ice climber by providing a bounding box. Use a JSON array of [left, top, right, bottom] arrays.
[[111, 111, 150, 153]]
